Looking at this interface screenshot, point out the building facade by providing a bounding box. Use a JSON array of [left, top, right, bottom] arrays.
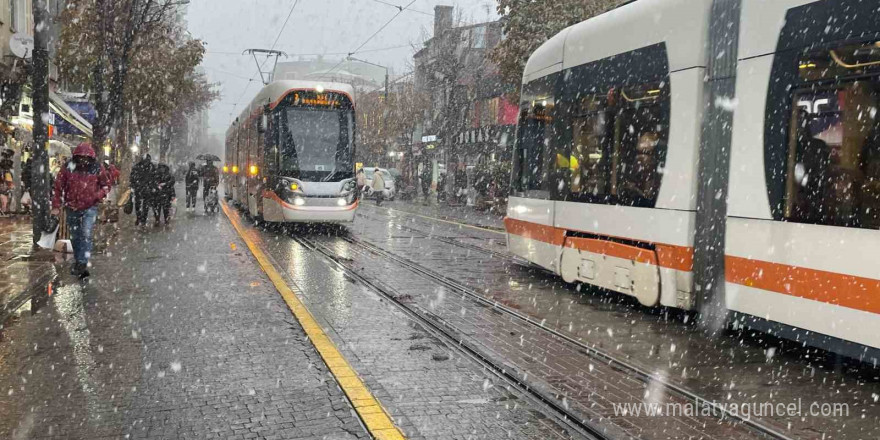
[[412, 5, 517, 203]]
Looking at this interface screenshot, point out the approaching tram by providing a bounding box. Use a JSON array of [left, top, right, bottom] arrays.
[[225, 81, 359, 223], [506, 0, 880, 360]]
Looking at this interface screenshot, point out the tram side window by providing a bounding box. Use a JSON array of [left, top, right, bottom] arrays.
[[785, 43, 880, 229], [265, 112, 280, 174], [570, 96, 611, 201], [615, 84, 666, 207], [513, 76, 557, 198]]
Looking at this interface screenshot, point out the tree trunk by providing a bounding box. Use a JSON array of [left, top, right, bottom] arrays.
[[140, 126, 153, 155], [118, 112, 135, 194], [159, 123, 172, 163]]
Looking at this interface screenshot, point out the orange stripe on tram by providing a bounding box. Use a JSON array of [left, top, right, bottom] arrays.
[[503, 217, 566, 246], [725, 256, 880, 315], [564, 236, 658, 266], [504, 218, 692, 271], [505, 218, 880, 315]]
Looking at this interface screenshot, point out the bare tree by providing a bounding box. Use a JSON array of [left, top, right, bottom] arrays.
[[58, 0, 189, 156]]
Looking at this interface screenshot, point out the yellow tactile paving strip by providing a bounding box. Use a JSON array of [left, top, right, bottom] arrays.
[[222, 202, 406, 440]]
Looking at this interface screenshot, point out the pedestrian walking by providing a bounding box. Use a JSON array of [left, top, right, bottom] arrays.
[[131, 154, 154, 227], [201, 160, 219, 212], [152, 163, 176, 226], [20, 156, 32, 214], [356, 168, 366, 197], [185, 162, 200, 211], [0, 150, 12, 216], [51, 143, 110, 278], [420, 165, 431, 201], [371, 168, 385, 206]]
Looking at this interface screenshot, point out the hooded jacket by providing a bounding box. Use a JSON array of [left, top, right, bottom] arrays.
[[154, 164, 176, 201], [131, 157, 154, 193], [371, 170, 385, 192], [52, 143, 111, 211], [185, 166, 201, 189]]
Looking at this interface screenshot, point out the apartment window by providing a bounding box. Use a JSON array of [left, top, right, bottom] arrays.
[[472, 26, 486, 49], [10, 0, 18, 32]]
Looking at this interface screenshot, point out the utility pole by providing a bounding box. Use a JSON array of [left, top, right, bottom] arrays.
[[31, 0, 51, 243], [346, 56, 389, 100]]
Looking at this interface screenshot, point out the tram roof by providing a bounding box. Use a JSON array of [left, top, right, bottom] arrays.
[[227, 80, 355, 136], [523, 0, 712, 84]]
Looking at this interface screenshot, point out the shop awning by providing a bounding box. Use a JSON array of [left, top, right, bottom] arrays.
[[49, 91, 92, 138]]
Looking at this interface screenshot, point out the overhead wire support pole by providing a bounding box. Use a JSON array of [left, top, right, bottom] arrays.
[[346, 55, 389, 100], [31, 0, 51, 243]]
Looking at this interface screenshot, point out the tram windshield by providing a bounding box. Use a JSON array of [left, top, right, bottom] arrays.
[[279, 93, 355, 181]]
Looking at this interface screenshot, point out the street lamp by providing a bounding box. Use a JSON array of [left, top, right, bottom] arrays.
[[346, 55, 389, 100]]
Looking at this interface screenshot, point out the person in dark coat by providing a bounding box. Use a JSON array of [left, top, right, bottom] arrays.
[[152, 163, 176, 226], [420, 165, 431, 201], [184, 162, 200, 211], [131, 154, 154, 226]]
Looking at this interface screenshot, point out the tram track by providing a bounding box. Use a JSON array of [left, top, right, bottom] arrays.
[[290, 234, 610, 440], [297, 231, 795, 440], [361, 209, 519, 263]]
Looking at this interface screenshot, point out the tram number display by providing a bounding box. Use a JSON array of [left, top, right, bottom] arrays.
[[293, 92, 342, 107]]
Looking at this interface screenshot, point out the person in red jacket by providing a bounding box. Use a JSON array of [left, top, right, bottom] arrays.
[[51, 143, 110, 278]]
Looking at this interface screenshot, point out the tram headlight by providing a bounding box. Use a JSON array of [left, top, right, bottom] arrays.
[[336, 198, 348, 206], [293, 197, 306, 206], [223, 165, 229, 173], [232, 165, 239, 174], [279, 178, 304, 195]]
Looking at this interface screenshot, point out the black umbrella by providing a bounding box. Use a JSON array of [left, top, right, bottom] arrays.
[[196, 153, 221, 162]]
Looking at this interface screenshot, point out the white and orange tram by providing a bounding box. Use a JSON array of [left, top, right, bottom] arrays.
[[505, 0, 880, 360], [225, 81, 359, 223]]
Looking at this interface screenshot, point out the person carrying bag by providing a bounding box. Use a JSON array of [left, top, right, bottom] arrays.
[[51, 143, 110, 278]]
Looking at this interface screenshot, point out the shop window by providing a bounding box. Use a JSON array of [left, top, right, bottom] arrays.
[[780, 42, 880, 229]]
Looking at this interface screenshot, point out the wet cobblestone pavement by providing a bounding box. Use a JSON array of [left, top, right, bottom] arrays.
[[230, 208, 579, 440], [0, 218, 57, 327], [0, 210, 366, 439]]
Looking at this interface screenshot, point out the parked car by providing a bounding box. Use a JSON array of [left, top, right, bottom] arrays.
[[364, 167, 396, 201]]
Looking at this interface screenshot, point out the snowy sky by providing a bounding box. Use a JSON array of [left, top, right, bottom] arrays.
[[187, 0, 499, 138]]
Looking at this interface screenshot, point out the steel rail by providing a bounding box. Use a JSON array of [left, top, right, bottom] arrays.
[[334, 234, 795, 440], [291, 234, 615, 440]]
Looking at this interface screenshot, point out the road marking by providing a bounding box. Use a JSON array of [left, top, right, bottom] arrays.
[[364, 204, 506, 235], [222, 202, 406, 440]]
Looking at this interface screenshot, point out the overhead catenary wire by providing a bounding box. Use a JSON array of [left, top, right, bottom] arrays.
[[321, 0, 418, 79], [367, 0, 433, 16], [228, 0, 300, 124], [207, 43, 414, 57]]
